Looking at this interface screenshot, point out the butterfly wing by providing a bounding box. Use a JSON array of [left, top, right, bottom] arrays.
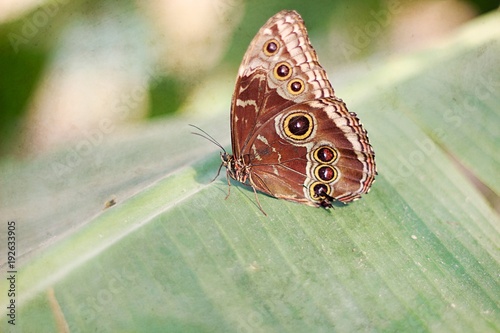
[[244, 98, 376, 206], [230, 10, 334, 157], [230, 10, 376, 207]]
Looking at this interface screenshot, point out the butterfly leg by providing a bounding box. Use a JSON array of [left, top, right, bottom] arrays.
[[248, 174, 268, 216], [212, 162, 224, 183], [251, 185, 268, 216], [317, 193, 336, 209], [224, 169, 232, 200]]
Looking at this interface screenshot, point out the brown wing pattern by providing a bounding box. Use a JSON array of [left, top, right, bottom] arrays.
[[243, 97, 375, 206], [228, 10, 376, 208], [230, 10, 335, 157]]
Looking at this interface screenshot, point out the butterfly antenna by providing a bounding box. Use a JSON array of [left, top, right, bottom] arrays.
[[189, 124, 226, 153], [189, 124, 228, 184]]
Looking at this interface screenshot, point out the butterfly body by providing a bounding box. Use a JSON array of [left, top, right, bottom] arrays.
[[223, 10, 376, 209]]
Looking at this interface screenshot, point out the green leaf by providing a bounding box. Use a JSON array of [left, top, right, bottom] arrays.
[[1, 11, 499, 333]]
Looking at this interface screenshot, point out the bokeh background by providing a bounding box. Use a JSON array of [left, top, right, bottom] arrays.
[[0, 0, 497, 158], [1, 1, 499, 332]]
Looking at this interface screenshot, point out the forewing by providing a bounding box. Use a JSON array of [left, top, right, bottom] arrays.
[[230, 10, 335, 157]]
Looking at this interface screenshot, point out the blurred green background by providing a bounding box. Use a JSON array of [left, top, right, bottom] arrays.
[[0, 0, 497, 157], [1, 1, 499, 332]]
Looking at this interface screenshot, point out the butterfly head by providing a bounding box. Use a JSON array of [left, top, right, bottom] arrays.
[[220, 151, 233, 170], [220, 152, 237, 181]]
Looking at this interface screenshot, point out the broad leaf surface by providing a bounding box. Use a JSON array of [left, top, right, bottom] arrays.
[[0, 11, 499, 333]]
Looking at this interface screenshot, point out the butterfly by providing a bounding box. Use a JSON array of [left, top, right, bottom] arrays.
[[201, 10, 376, 214]]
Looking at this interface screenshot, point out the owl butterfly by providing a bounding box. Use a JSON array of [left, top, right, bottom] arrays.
[[219, 10, 376, 214]]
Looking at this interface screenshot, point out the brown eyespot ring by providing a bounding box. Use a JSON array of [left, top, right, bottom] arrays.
[[313, 146, 339, 164], [273, 62, 292, 80], [314, 165, 339, 183], [263, 39, 280, 56], [283, 112, 314, 141], [309, 181, 332, 201], [287, 78, 305, 95]]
